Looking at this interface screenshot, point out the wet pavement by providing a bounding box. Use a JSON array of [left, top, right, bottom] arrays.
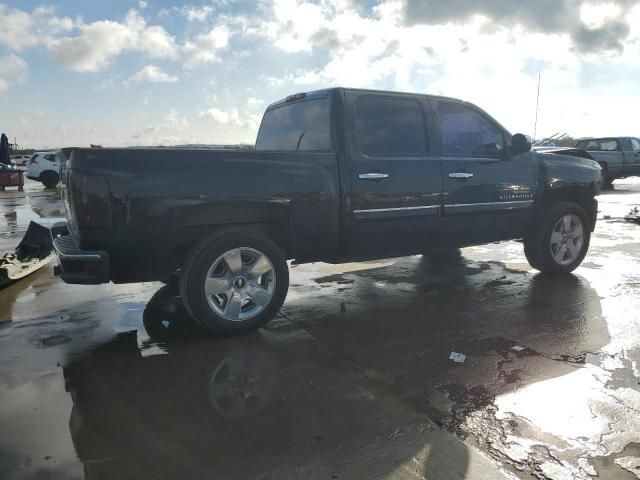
[[1, 178, 640, 480]]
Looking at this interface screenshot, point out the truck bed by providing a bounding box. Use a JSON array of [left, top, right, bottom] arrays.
[[59, 147, 341, 282]]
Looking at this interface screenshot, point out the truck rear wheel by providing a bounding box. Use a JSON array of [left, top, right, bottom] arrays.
[[179, 231, 289, 335], [41, 171, 59, 189], [524, 202, 591, 274]]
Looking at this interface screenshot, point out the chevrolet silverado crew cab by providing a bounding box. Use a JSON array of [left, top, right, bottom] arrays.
[[575, 137, 640, 189], [54, 88, 601, 334]]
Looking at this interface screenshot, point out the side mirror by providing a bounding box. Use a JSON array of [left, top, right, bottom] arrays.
[[510, 133, 532, 156]]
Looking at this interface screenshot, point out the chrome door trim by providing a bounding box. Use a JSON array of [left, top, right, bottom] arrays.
[[353, 205, 440, 220], [444, 200, 534, 214]]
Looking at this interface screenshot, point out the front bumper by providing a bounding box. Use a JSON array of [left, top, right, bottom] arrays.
[[52, 223, 110, 284]]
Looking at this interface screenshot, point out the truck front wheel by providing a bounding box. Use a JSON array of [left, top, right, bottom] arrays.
[[179, 231, 289, 335], [524, 202, 591, 274]]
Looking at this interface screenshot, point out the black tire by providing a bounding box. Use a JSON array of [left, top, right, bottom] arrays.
[[160, 273, 180, 292], [179, 231, 289, 335], [524, 202, 591, 274], [41, 171, 59, 189]]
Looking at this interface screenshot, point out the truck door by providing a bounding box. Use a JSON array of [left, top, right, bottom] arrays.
[[623, 138, 640, 176], [584, 138, 624, 177], [345, 91, 443, 259], [435, 100, 537, 244]]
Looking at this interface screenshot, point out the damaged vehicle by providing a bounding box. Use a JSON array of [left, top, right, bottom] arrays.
[[52, 88, 602, 334]]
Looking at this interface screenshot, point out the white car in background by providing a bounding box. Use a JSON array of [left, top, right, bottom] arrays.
[[26, 152, 60, 188], [10, 155, 32, 166]]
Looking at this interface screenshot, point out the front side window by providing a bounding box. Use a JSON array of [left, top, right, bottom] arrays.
[[354, 96, 428, 157], [255, 99, 331, 152], [631, 138, 640, 152], [438, 102, 504, 157]]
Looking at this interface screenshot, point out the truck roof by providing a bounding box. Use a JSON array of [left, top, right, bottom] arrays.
[[578, 136, 637, 141], [265, 87, 464, 111]]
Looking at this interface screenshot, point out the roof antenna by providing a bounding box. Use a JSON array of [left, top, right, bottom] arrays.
[[533, 73, 541, 143]]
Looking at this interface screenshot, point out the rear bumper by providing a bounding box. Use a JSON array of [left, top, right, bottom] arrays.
[[52, 223, 110, 284]]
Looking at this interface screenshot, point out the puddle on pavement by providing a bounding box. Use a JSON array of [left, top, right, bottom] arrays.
[[590, 443, 640, 480], [2, 179, 640, 479]]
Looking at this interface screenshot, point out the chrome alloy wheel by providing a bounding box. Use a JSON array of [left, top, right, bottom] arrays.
[[204, 247, 276, 321], [550, 214, 585, 266]]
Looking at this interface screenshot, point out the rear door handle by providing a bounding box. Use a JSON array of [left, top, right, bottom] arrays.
[[449, 172, 474, 179], [359, 172, 389, 180]]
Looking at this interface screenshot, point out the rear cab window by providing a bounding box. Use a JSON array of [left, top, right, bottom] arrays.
[[256, 96, 332, 152]]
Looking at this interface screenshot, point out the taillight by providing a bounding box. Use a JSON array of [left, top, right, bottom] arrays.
[[29, 155, 38, 164], [68, 170, 112, 229]]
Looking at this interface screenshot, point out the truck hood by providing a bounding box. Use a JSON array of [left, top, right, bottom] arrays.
[[534, 146, 594, 161]]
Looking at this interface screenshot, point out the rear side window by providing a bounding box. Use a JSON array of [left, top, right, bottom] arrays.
[[355, 96, 427, 157], [438, 102, 504, 157], [631, 138, 640, 152], [256, 99, 331, 152]]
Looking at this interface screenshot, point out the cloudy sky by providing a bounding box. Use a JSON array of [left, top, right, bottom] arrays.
[[0, 0, 639, 149]]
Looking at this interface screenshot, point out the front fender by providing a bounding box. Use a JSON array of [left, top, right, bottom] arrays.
[[537, 153, 602, 195]]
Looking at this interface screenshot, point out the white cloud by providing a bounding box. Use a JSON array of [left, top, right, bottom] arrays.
[[0, 54, 28, 94], [268, 0, 329, 53], [247, 96, 264, 108], [0, 4, 38, 50], [0, 4, 233, 73], [46, 10, 177, 72], [181, 26, 230, 68], [128, 65, 178, 83], [48, 16, 75, 34], [199, 107, 242, 125], [181, 5, 214, 22], [139, 1, 148, 9]]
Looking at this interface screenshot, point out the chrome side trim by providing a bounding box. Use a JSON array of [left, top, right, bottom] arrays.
[[353, 205, 440, 220], [444, 200, 534, 213]]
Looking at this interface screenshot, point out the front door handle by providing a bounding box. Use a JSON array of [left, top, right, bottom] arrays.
[[449, 172, 474, 179], [359, 172, 389, 180]]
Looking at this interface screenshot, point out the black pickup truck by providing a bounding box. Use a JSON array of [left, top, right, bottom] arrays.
[[54, 88, 601, 334]]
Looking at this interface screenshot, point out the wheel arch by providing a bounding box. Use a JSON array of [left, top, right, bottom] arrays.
[[169, 203, 295, 276], [540, 185, 598, 232]]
